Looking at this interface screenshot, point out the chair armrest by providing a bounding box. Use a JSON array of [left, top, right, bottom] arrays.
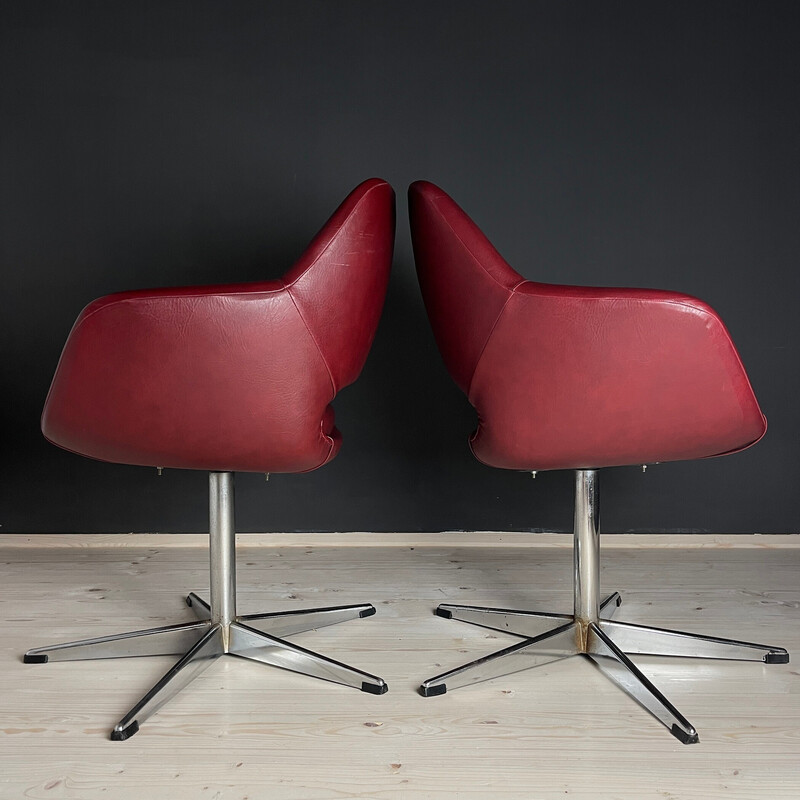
[[42, 282, 340, 473], [467, 282, 766, 471]]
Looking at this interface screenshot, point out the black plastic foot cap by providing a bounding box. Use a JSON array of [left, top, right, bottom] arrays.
[[185, 595, 193, 607], [765, 651, 789, 664], [671, 724, 699, 745], [435, 607, 453, 619], [420, 683, 447, 697], [361, 681, 388, 695], [110, 721, 139, 741], [359, 606, 377, 618], [24, 653, 48, 664]]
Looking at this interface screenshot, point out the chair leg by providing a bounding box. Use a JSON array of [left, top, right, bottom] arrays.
[[599, 591, 622, 618], [586, 622, 699, 744], [187, 593, 377, 637], [229, 621, 387, 694], [599, 619, 789, 663], [420, 621, 578, 696], [435, 603, 572, 638], [23, 620, 212, 663], [186, 592, 211, 620], [111, 625, 225, 741], [433, 592, 621, 639], [239, 603, 376, 638]]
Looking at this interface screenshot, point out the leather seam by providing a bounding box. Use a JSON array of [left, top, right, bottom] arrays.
[[430, 199, 520, 290], [282, 280, 337, 397], [74, 287, 283, 326], [302, 429, 338, 473], [466, 281, 525, 400]]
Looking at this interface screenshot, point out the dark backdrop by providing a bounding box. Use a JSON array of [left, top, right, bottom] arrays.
[[2, 1, 798, 534]]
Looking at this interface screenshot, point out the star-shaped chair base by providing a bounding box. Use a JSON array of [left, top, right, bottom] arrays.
[[24, 472, 387, 739], [420, 591, 787, 744], [25, 593, 386, 740], [420, 471, 789, 744]]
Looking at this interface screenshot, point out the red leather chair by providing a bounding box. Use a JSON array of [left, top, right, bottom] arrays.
[[409, 180, 787, 744], [25, 178, 395, 739]]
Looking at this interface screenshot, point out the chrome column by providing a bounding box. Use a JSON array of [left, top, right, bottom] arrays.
[[574, 469, 600, 636], [209, 471, 236, 647]]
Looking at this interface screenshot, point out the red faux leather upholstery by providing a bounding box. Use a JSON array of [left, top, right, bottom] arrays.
[[42, 179, 395, 473], [409, 181, 766, 471]]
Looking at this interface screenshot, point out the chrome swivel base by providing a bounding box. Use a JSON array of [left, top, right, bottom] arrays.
[[24, 472, 387, 740], [420, 470, 789, 744]]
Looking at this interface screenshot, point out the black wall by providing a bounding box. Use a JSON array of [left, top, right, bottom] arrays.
[[2, 1, 798, 534]]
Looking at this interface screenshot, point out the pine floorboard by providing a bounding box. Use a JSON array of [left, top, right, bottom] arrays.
[[0, 534, 798, 799]]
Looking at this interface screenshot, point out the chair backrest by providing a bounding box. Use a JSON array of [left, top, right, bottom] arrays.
[[283, 178, 395, 392], [409, 180, 766, 471], [408, 180, 522, 394]]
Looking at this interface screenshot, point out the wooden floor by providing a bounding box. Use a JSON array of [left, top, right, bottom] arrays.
[[1, 534, 798, 799]]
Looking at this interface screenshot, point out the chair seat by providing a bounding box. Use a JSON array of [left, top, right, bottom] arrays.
[[468, 282, 766, 471], [42, 281, 343, 472], [41, 178, 395, 473]]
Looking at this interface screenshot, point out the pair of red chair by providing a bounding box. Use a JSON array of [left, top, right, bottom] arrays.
[[26, 179, 787, 743]]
